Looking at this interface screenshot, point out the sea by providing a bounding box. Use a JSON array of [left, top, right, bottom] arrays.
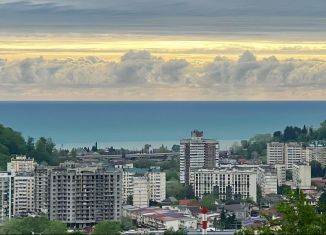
[[0, 101, 326, 151]]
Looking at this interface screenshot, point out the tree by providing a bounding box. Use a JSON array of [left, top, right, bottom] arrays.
[[213, 217, 219, 231], [70, 148, 77, 158], [317, 120, 326, 140], [311, 160, 325, 177], [225, 185, 233, 203], [0, 216, 67, 235], [164, 228, 184, 235], [201, 194, 216, 211], [91, 142, 98, 152], [127, 195, 133, 205], [318, 191, 326, 212], [273, 131, 283, 142], [166, 180, 186, 199], [43, 220, 67, 235], [171, 145, 180, 152], [276, 190, 321, 235], [257, 185, 263, 205], [286, 170, 293, 181], [26, 137, 35, 156], [93, 221, 122, 235], [220, 208, 226, 229], [121, 216, 135, 231], [278, 185, 291, 195], [184, 184, 195, 199]]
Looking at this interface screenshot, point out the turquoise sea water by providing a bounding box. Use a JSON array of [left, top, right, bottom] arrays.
[[0, 101, 325, 150]]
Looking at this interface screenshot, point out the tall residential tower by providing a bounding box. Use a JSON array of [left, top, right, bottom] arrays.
[[180, 130, 219, 185]]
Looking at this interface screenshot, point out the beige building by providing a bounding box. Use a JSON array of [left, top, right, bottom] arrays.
[[148, 168, 166, 203], [267, 142, 285, 165], [133, 176, 149, 208], [267, 142, 306, 169], [285, 143, 305, 170], [292, 163, 311, 189], [305, 146, 326, 165], [7, 156, 36, 174]]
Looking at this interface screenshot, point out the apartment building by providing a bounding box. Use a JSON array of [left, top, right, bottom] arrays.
[[274, 164, 286, 186], [132, 176, 149, 208], [292, 163, 311, 189], [257, 167, 278, 196], [193, 167, 257, 202], [13, 173, 35, 216], [267, 142, 285, 165], [148, 167, 166, 203], [267, 142, 306, 169], [0, 172, 12, 222], [34, 167, 50, 215], [7, 156, 36, 174], [119, 164, 166, 205], [285, 142, 306, 170], [49, 165, 122, 228], [180, 130, 219, 185], [305, 145, 326, 165]]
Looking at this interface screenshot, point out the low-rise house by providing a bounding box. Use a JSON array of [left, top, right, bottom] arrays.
[[122, 206, 197, 231]]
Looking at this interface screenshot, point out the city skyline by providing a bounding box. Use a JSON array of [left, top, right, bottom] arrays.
[[0, 0, 325, 100]]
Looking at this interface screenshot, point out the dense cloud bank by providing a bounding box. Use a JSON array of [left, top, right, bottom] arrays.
[[0, 51, 325, 91]]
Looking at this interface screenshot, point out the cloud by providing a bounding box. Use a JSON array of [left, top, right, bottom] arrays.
[[0, 0, 325, 38], [0, 50, 326, 100]]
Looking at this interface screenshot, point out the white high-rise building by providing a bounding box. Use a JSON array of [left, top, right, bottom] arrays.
[[193, 167, 257, 202], [180, 130, 219, 185], [285, 142, 305, 170], [257, 167, 278, 196], [148, 167, 166, 203], [7, 156, 36, 174], [13, 173, 35, 216], [267, 142, 306, 170], [292, 163, 311, 189], [119, 164, 166, 205], [305, 145, 326, 165], [267, 142, 285, 165], [133, 176, 149, 208]]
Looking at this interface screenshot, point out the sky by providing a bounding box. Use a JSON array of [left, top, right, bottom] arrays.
[[0, 0, 325, 100]]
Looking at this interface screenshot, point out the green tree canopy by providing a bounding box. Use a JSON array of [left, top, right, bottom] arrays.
[[43, 220, 67, 235], [201, 194, 217, 211], [92, 221, 122, 235], [0, 216, 66, 235], [237, 189, 326, 235]]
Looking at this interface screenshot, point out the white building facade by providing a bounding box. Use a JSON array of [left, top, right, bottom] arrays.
[[13, 173, 35, 216], [120, 164, 166, 205], [292, 163, 311, 189], [193, 167, 257, 202], [257, 167, 278, 196], [285, 143, 305, 170]]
